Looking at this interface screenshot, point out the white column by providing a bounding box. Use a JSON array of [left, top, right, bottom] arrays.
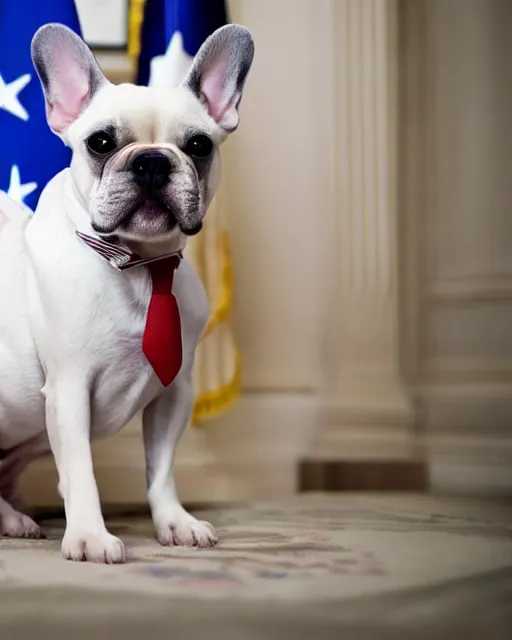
[[314, 0, 417, 459], [402, 0, 512, 494]]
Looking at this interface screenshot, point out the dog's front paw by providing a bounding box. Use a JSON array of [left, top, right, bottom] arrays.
[[154, 510, 218, 548], [1, 511, 43, 539], [62, 528, 126, 564]]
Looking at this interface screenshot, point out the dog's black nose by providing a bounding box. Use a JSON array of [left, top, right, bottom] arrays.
[[131, 152, 171, 196]]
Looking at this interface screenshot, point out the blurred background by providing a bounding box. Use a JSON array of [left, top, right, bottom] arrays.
[[2, 0, 510, 507]]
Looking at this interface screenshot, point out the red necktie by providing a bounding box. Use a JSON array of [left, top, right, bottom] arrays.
[[142, 256, 183, 386]]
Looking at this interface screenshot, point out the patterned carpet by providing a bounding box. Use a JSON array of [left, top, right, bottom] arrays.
[[0, 493, 511, 639]]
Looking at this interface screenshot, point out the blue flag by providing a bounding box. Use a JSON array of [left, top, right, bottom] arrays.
[[0, 1, 82, 211], [136, 0, 228, 87]]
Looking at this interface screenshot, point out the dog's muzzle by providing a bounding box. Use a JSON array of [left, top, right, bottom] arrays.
[[130, 151, 171, 198]]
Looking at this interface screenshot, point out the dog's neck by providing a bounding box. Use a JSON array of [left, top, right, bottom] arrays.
[[124, 236, 186, 259], [76, 231, 183, 271]]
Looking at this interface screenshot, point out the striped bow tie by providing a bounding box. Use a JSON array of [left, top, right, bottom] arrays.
[[76, 231, 182, 271]]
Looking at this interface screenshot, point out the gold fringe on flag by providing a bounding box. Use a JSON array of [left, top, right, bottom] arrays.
[[128, 0, 242, 425], [128, 0, 147, 60], [186, 188, 242, 424]]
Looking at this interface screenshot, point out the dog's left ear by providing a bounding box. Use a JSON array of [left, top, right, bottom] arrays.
[[31, 23, 109, 134], [183, 24, 254, 132]]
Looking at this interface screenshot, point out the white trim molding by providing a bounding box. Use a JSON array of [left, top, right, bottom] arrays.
[[21, 393, 318, 508]]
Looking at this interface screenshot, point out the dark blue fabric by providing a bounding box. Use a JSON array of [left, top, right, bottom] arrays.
[[0, 1, 82, 211], [136, 0, 228, 86]]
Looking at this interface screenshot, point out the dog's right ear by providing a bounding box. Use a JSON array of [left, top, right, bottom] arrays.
[[183, 24, 254, 132], [31, 23, 109, 134]]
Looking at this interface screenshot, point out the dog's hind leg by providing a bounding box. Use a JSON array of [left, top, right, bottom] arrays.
[[0, 432, 50, 539], [0, 493, 42, 538]]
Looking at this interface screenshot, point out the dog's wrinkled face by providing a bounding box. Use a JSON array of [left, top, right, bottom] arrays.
[[31, 23, 254, 245], [65, 84, 223, 241]]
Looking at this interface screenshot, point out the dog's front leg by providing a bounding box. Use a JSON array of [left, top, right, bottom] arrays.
[[43, 376, 126, 563], [143, 371, 218, 548]]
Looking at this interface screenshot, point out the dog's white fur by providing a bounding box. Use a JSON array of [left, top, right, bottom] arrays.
[[0, 23, 253, 562]]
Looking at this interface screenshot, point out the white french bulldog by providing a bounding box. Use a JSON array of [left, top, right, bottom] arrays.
[[0, 23, 254, 563]]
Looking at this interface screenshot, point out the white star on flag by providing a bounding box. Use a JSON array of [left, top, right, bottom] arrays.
[[0, 73, 31, 121], [149, 32, 193, 89], [7, 165, 37, 206]]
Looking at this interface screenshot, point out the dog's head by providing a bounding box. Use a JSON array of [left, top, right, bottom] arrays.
[[31, 23, 254, 245]]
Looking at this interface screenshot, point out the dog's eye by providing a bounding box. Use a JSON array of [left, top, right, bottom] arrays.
[[87, 131, 116, 155], [185, 135, 213, 159]]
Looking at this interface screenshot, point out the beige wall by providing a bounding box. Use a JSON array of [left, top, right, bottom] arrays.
[[224, 0, 333, 391]]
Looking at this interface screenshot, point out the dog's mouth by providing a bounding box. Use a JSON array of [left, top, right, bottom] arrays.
[[145, 198, 178, 226], [134, 199, 203, 236], [92, 198, 202, 237]]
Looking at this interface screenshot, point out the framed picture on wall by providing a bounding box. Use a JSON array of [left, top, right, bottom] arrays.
[[75, 0, 129, 50]]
